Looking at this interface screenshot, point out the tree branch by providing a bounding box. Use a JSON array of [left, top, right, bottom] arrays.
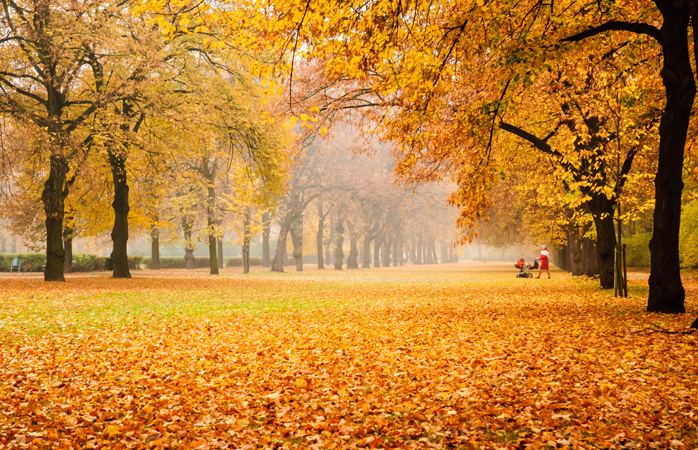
[[562, 20, 662, 46]]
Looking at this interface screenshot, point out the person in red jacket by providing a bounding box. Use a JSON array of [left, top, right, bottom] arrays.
[[537, 246, 550, 278]]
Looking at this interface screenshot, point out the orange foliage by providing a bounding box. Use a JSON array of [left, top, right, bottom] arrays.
[[0, 265, 696, 448]]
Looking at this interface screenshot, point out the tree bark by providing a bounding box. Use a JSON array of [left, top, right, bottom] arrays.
[[648, 2, 694, 313], [63, 221, 73, 274], [272, 211, 295, 272], [206, 185, 219, 275], [243, 210, 251, 274], [381, 236, 391, 267], [415, 233, 423, 265], [588, 197, 616, 288], [262, 212, 271, 267], [217, 237, 224, 269], [292, 214, 303, 272], [326, 215, 335, 266], [182, 215, 196, 270], [373, 234, 383, 267], [108, 148, 132, 278], [317, 203, 325, 269], [362, 238, 372, 268], [334, 219, 344, 270], [347, 223, 359, 269], [42, 154, 68, 282], [150, 224, 161, 270]]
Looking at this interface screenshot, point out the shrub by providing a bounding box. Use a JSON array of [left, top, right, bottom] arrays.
[[73, 253, 107, 272], [0, 253, 46, 272], [226, 257, 263, 267], [624, 233, 651, 268]]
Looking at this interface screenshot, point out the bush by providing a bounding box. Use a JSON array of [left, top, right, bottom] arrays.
[[226, 257, 263, 267], [144, 257, 213, 269], [624, 233, 651, 268], [73, 253, 108, 272], [0, 253, 46, 272], [128, 256, 144, 270]]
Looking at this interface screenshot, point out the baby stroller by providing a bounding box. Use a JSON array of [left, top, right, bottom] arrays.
[[515, 258, 539, 278]]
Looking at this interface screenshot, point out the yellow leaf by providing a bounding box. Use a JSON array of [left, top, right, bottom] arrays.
[[295, 378, 307, 388]]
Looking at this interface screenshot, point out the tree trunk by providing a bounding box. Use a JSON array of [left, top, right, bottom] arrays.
[[334, 219, 344, 270], [292, 214, 303, 272], [381, 236, 391, 267], [409, 234, 416, 264], [217, 236, 224, 269], [648, 3, 694, 313], [391, 237, 398, 267], [425, 236, 434, 264], [63, 221, 73, 274], [43, 154, 68, 282], [243, 210, 251, 274], [362, 237, 372, 268], [317, 203, 325, 269], [206, 186, 219, 275], [272, 211, 294, 272], [108, 149, 132, 279], [150, 224, 161, 270], [326, 215, 335, 266], [589, 197, 615, 288], [374, 234, 383, 267], [581, 234, 599, 277], [416, 233, 423, 265], [347, 225, 359, 269], [183, 215, 196, 270], [262, 211, 271, 267]]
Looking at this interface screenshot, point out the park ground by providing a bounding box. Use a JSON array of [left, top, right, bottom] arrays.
[[0, 263, 696, 449]]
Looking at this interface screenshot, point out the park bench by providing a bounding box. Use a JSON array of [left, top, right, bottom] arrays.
[[10, 257, 21, 273]]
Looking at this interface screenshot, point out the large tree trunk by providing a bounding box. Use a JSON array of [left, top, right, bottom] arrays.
[[43, 154, 68, 282], [648, 3, 694, 313], [262, 212, 271, 267], [206, 186, 219, 275], [150, 224, 161, 270], [334, 219, 344, 270], [63, 221, 73, 274], [589, 196, 616, 288], [108, 149, 132, 279]]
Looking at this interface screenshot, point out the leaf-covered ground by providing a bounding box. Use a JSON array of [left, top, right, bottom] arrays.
[[0, 263, 696, 449]]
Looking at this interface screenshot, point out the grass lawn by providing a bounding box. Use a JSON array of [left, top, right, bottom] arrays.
[[0, 263, 696, 449]]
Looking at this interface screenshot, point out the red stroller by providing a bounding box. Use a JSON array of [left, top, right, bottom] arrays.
[[515, 258, 539, 278]]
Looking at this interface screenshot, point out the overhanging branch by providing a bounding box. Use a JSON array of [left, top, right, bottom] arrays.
[[562, 20, 662, 46]]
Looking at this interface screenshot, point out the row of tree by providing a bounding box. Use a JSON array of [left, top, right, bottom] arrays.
[[140, 0, 698, 314], [0, 0, 291, 281]]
